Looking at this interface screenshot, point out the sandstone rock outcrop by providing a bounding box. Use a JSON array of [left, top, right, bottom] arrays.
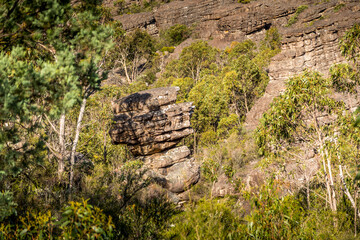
[[246, 0, 360, 130], [109, 87, 200, 197], [109, 0, 360, 130]]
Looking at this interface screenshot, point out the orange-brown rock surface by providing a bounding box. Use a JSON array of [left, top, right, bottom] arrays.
[[108, 0, 360, 129], [109, 87, 200, 196]]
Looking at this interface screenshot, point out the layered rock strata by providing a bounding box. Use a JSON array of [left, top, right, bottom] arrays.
[[110, 0, 360, 129], [109, 87, 200, 196], [246, 0, 360, 130]]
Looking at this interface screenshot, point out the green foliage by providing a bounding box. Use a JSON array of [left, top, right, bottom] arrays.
[[330, 63, 359, 94], [0, 47, 47, 179], [256, 71, 342, 155], [334, 3, 345, 12], [17, 211, 56, 239], [225, 55, 263, 114], [58, 200, 114, 239], [225, 40, 256, 61], [118, 196, 178, 240], [0, 191, 17, 221], [160, 24, 192, 46], [202, 158, 220, 182], [261, 26, 282, 51], [175, 40, 218, 81], [286, 5, 308, 27], [188, 74, 229, 133], [106, 28, 156, 83], [171, 77, 195, 102], [114, 0, 126, 14], [340, 24, 360, 64], [160, 46, 175, 53], [243, 182, 308, 239], [165, 199, 240, 239], [238, 0, 252, 3], [83, 159, 150, 216], [1, 200, 113, 239], [75, 85, 126, 164], [160, 31, 278, 147], [0, 0, 112, 181], [217, 114, 240, 138]]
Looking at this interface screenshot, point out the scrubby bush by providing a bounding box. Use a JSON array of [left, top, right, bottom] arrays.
[[0, 191, 17, 221], [242, 182, 308, 239], [160, 24, 192, 46], [58, 200, 114, 239], [165, 199, 241, 239], [0, 200, 114, 239]]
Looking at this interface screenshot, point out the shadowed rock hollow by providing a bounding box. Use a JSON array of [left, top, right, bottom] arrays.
[[109, 87, 200, 199]]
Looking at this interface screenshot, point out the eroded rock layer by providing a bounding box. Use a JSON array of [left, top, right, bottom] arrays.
[[246, 1, 360, 129], [109, 87, 200, 196], [109, 0, 360, 129]]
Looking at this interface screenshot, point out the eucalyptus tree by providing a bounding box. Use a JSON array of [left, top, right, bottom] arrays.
[[224, 55, 262, 115], [176, 40, 218, 82], [256, 71, 345, 213], [108, 28, 156, 84]]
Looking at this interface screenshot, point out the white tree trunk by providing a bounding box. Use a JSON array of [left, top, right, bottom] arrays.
[[69, 97, 87, 191], [339, 165, 360, 218], [120, 52, 131, 84], [58, 113, 66, 179]]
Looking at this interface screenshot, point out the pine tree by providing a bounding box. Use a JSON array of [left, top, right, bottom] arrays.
[[0, 0, 112, 194]]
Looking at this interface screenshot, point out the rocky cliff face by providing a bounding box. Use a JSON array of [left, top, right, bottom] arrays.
[[110, 0, 360, 129], [107, 0, 360, 199], [109, 87, 200, 200], [246, 0, 360, 129]]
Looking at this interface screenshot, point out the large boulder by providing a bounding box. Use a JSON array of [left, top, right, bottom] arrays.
[[143, 146, 200, 193], [110, 87, 195, 156], [109, 87, 200, 196]]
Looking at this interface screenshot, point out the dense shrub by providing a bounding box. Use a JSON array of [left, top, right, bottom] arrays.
[[160, 24, 192, 46], [165, 199, 241, 239], [0, 200, 114, 239]]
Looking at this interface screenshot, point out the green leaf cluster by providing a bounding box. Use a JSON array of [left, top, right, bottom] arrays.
[[165, 199, 241, 239], [340, 23, 360, 65], [286, 5, 308, 27], [1, 200, 114, 239], [0, 0, 113, 180], [256, 71, 343, 155], [160, 24, 192, 46], [58, 199, 114, 239], [0, 191, 17, 221]]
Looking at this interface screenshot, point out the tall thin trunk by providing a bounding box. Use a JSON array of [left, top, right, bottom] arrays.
[[103, 128, 107, 162], [326, 148, 337, 212], [193, 130, 197, 154], [355, 185, 358, 236], [339, 165, 360, 219], [69, 97, 87, 192], [58, 113, 66, 179], [120, 53, 131, 84], [313, 111, 336, 212], [244, 92, 249, 114], [306, 175, 310, 209]]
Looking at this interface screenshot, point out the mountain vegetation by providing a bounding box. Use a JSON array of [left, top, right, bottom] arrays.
[[1, 0, 360, 239]]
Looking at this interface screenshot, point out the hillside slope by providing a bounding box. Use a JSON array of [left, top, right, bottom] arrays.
[[109, 0, 360, 129]]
